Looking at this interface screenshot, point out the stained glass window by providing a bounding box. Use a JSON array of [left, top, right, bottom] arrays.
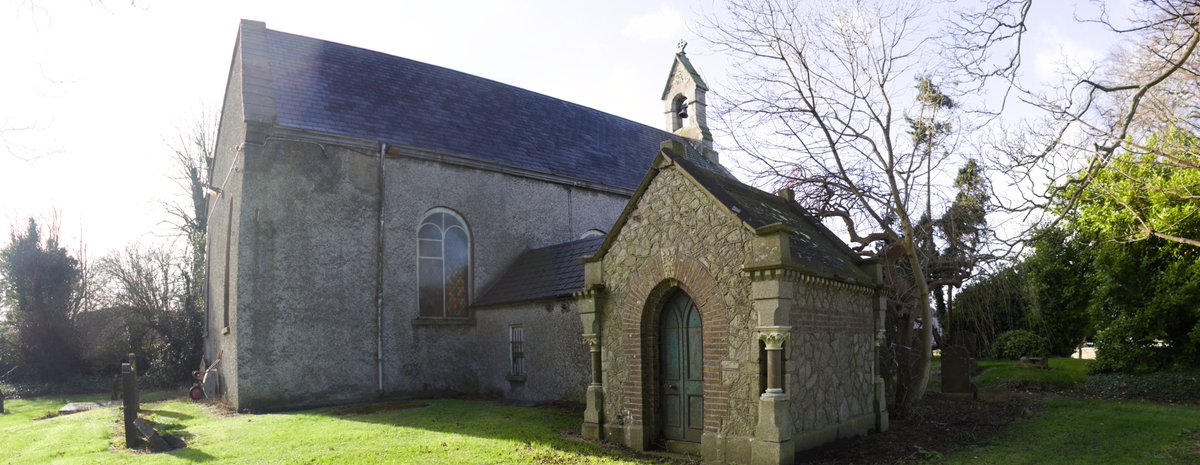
[[417, 210, 470, 318]]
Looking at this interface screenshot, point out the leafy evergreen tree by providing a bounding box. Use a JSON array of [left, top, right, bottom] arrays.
[[0, 219, 82, 379], [1066, 129, 1200, 372], [1024, 227, 1093, 357]]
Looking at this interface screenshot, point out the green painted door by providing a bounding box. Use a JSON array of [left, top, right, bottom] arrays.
[[660, 292, 704, 442]]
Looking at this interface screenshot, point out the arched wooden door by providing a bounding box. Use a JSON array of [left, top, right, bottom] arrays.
[[659, 291, 703, 442]]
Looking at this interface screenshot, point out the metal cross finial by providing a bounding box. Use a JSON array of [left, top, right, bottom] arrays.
[[676, 39, 687, 54]]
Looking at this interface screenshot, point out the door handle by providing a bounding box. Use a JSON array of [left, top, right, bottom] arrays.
[[666, 383, 677, 390]]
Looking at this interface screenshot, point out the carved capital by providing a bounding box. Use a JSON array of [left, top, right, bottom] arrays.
[[582, 333, 601, 352], [757, 326, 791, 350]]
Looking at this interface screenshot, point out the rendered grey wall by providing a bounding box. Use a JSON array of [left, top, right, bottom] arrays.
[[223, 136, 629, 409], [379, 153, 627, 397], [234, 142, 380, 410], [205, 41, 248, 410], [471, 300, 590, 403]]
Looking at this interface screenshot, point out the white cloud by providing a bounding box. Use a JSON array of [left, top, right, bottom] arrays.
[[622, 4, 685, 42]]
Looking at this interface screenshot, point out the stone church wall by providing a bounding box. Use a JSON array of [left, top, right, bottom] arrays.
[[787, 280, 876, 446], [235, 142, 381, 410], [205, 41, 249, 409], [379, 154, 626, 398], [472, 299, 590, 403], [224, 137, 627, 410], [597, 167, 759, 458]]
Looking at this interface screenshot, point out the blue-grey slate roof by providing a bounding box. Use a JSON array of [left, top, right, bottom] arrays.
[[239, 20, 686, 192], [671, 155, 873, 284], [473, 236, 605, 307]]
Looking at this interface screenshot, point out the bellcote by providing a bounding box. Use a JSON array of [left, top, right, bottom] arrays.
[[662, 40, 717, 163]]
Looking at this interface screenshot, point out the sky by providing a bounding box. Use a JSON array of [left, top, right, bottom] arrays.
[[0, 0, 1132, 258]]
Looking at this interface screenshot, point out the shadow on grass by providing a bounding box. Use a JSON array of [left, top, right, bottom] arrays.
[[167, 446, 218, 462], [303, 399, 647, 463], [142, 407, 195, 421]]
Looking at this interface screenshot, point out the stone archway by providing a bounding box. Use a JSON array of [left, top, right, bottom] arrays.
[[619, 251, 728, 450]]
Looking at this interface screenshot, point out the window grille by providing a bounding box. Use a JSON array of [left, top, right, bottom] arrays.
[[510, 325, 525, 377]]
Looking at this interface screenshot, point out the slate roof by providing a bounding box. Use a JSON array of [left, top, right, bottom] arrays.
[[473, 236, 606, 308], [671, 154, 873, 285], [237, 20, 688, 192]]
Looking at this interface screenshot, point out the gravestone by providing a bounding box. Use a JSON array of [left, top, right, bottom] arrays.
[[122, 355, 140, 448], [941, 345, 976, 400], [951, 331, 979, 357], [1, 388, 5, 414], [59, 402, 102, 416], [133, 418, 171, 451]]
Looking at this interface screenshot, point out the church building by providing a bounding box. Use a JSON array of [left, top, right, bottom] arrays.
[[206, 19, 887, 465]]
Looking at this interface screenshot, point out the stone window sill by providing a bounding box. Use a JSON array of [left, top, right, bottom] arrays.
[[506, 374, 526, 383], [411, 317, 475, 327]]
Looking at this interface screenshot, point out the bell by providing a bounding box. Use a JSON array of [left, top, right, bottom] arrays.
[[677, 106, 688, 119]]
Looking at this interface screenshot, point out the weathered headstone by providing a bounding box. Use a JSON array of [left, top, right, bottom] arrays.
[[1, 388, 6, 414], [133, 418, 171, 451], [951, 330, 979, 358], [121, 356, 140, 448], [941, 345, 976, 400]]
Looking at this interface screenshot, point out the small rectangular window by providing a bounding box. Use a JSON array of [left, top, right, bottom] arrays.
[[510, 325, 525, 377]]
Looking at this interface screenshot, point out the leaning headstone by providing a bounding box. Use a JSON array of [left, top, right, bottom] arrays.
[[122, 358, 140, 448], [133, 418, 171, 452], [941, 345, 976, 400], [162, 433, 186, 450]]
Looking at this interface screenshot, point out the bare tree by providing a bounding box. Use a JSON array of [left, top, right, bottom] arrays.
[[162, 110, 215, 351], [703, 0, 969, 409], [98, 244, 198, 382], [950, 0, 1200, 246]]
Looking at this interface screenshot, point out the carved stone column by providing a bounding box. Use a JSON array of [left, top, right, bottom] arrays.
[[753, 326, 794, 465], [758, 327, 790, 395], [584, 334, 602, 386], [581, 332, 604, 440]]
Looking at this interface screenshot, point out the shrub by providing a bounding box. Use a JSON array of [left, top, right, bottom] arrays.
[[1089, 316, 1164, 374], [1086, 370, 1200, 402], [993, 329, 1050, 359]]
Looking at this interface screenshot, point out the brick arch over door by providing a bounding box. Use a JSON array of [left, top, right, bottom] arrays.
[[619, 251, 729, 437]]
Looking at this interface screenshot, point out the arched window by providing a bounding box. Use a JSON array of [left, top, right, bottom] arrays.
[[418, 209, 470, 318]]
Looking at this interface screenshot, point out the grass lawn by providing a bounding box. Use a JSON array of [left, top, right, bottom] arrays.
[[973, 357, 1091, 391], [942, 357, 1200, 464], [946, 398, 1200, 465], [0, 395, 659, 465], [4, 364, 1199, 465]]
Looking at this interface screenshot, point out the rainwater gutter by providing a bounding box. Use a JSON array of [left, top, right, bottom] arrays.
[[375, 142, 386, 396]]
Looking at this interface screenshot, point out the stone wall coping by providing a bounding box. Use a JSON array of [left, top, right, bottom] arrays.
[[743, 266, 877, 294]]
